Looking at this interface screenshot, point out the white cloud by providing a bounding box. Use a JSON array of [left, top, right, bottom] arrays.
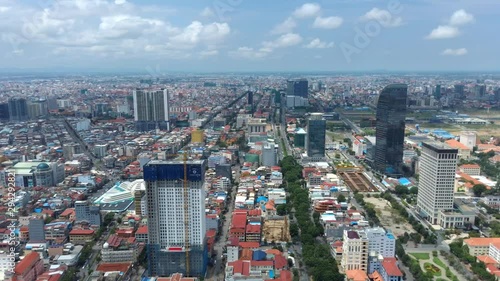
[[115, 0, 127, 5], [442, 48, 468, 56], [263, 33, 302, 49], [305, 38, 334, 49], [271, 17, 296, 34], [200, 7, 215, 18], [292, 3, 321, 19], [425, 9, 474, 41], [200, 49, 218, 57], [426, 25, 460, 39], [230, 47, 271, 59], [0, 6, 11, 13], [168, 21, 230, 49], [360, 8, 402, 27], [313, 16, 343, 29], [449, 9, 474, 26]]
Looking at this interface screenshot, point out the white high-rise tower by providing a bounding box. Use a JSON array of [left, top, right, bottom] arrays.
[[144, 160, 207, 277], [416, 142, 458, 225]]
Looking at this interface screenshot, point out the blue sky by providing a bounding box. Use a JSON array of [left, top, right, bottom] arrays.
[[0, 0, 499, 72]]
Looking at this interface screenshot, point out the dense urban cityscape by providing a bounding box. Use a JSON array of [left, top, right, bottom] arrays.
[[1, 1, 500, 281]]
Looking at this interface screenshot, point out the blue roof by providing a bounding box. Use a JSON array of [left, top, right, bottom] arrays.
[[269, 270, 275, 278], [256, 196, 268, 203]]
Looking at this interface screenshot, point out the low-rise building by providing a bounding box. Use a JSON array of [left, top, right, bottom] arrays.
[[12, 252, 45, 281], [101, 235, 138, 263], [459, 164, 481, 176], [464, 238, 500, 256], [69, 229, 95, 244]]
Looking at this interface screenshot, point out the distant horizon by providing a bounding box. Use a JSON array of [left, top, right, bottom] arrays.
[[1, 67, 500, 76]]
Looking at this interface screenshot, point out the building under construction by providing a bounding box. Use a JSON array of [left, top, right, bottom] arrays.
[[143, 159, 208, 277]]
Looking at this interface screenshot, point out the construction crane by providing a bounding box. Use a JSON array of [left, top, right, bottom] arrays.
[[183, 151, 191, 276]]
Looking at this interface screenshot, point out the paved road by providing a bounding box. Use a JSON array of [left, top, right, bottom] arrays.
[[206, 166, 239, 281]]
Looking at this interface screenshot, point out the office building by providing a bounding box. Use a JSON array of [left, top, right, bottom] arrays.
[[133, 89, 170, 131], [261, 143, 276, 167], [3, 161, 64, 188], [287, 79, 308, 98], [247, 91, 253, 106], [144, 160, 208, 277], [454, 84, 465, 99], [474, 84, 486, 99], [28, 217, 46, 242], [8, 97, 29, 121], [75, 201, 102, 226], [27, 99, 49, 119], [434, 84, 441, 100], [373, 84, 407, 176], [0, 103, 9, 120], [416, 142, 458, 225], [306, 113, 326, 159]]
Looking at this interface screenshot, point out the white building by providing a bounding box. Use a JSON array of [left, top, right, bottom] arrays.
[[489, 242, 500, 263], [94, 144, 108, 158], [267, 188, 286, 205], [261, 143, 276, 167], [460, 131, 477, 150], [416, 142, 458, 225], [365, 228, 396, 258], [144, 160, 207, 277], [341, 230, 369, 272], [247, 118, 266, 135]]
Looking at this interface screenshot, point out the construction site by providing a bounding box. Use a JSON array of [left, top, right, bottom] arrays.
[[262, 216, 291, 243], [338, 167, 378, 192]]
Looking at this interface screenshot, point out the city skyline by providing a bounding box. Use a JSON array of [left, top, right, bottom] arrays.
[[0, 0, 499, 72]]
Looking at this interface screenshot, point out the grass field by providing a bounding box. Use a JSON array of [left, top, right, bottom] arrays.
[[410, 253, 430, 260], [433, 257, 447, 269], [424, 262, 442, 276]]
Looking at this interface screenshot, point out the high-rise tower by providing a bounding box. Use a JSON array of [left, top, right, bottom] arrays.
[[133, 89, 170, 131], [373, 84, 407, 176], [144, 160, 207, 277], [306, 113, 326, 159], [416, 142, 458, 225]]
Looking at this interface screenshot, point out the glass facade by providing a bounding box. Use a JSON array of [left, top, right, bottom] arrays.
[[287, 79, 308, 98], [306, 113, 326, 158], [374, 84, 407, 176]]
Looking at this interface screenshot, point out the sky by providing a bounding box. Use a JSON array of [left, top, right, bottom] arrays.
[[0, 0, 499, 73]]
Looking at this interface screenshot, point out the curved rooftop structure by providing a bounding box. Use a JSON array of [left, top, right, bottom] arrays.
[[94, 179, 145, 205]]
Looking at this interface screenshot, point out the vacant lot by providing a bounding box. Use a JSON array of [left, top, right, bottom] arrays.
[[364, 197, 415, 237], [263, 218, 291, 243]]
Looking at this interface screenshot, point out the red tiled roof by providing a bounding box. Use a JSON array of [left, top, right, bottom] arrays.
[[206, 229, 217, 238], [96, 262, 132, 273], [251, 260, 274, 267], [156, 273, 197, 281], [245, 224, 261, 233], [445, 139, 470, 150], [69, 229, 95, 235], [239, 242, 260, 248], [382, 258, 403, 277], [460, 164, 481, 169], [274, 254, 287, 269], [15, 252, 40, 275], [231, 213, 247, 229], [135, 225, 148, 235], [59, 208, 75, 217], [228, 260, 251, 276]]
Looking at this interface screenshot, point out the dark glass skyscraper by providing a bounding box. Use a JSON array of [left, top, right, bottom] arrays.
[[306, 113, 326, 158], [373, 84, 408, 176], [8, 97, 29, 121], [287, 79, 308, 98]]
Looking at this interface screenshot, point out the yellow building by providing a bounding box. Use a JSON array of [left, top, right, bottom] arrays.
[[191, 129, 204, 143]]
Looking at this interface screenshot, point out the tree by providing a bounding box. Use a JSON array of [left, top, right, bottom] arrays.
[[277, 205, 287, 216], [473, 184, 487, 197], [337, 194, 346, 203], [409, 186, 418, 194], [394, 185, 409, 195]]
